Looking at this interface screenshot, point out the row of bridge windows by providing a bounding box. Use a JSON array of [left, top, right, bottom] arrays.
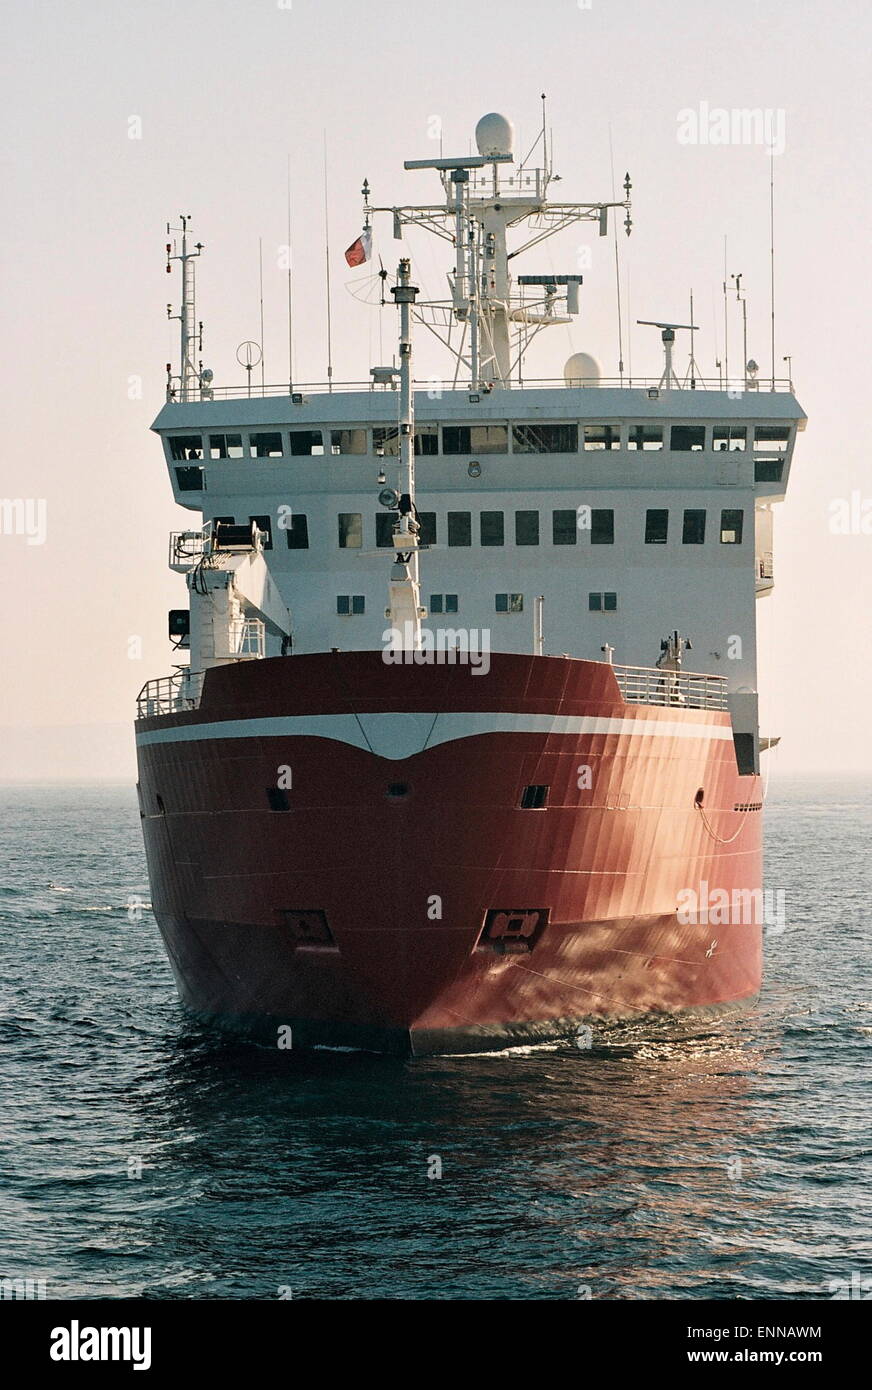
[[169, 422, 790, 461], [213, 507, 745, 550]]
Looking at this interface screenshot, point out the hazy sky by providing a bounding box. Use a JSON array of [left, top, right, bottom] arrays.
[[1, 0, 870, 779]]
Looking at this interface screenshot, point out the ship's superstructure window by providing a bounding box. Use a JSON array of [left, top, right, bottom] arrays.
[[249, 432, 284, 458], [754, 425, 790, 452], [337, 595, 365, 615], [628, 425, 663, 451], [175, 466, 204, 491], [429, 594, 458, 614], [713, 425, 747, 451], [515, 510, 539, 545], [415, 427, 439, 455], [645, 509, 669, 544], [720, 509, 744, 544], [208, 433, 244, 459], [583, 424, 620, 451], [552, 509, 578, 545], [338, 513, 363, 548], [589, 592, 618, 611], [443, 425, 508, 454], [481, 511, 505, 546], [590, 509, 614, 545], [284, 514, 309, 549], [495, 593, 524, 613], [289, 430, 324, 456], [754, 458, 784, 482], [670, 425, 706, 451], [682, 509, 707, 544], [376, 512, 397, 548], [512, 422, 578, 453], [331, 429, 367, 455], [448, 512, 472, 546], [418, 512, 437, 545], [169, 435, 203, 460], [520, 785, 549, 809], [249, 515, 273, 549], [373, 427, 400, 455]]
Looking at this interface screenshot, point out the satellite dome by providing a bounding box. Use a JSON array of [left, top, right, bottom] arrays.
[[564, 352, 601, 387], [475, 113, 515, 160]]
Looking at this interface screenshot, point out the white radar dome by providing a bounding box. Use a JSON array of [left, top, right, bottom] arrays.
[[475, 112, 515, 160], [564, 352, 601, 387]]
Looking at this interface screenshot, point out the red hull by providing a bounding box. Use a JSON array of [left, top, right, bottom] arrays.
[[135, 653, 762, 1055]]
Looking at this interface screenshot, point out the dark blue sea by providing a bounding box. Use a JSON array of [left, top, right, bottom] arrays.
[[1, 778, 870, 1300]]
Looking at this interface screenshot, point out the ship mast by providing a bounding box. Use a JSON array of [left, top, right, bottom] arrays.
[[385, 259, 423, 646], [166, 216, 203, 402], [369, 111, 632, 390]]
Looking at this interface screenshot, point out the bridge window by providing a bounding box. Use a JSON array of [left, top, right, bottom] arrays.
[[331, 429, 367, 455], [645, 509, 669, 544], [208, 433, 244, 459], [416, 427, 439, 455], [169, 435, 203, 461], [589, 591, 617, 611], [288, 430, 324, 456], [670, 425, 706, 451], [249, 432, 284, 458], [418, 512, 437, 545], [495, 593, 524, 613], [512, 423, 578, 453], [337, 595, 365, 615], [552, 509, 578, 545], [429, 594, 458, 614], [591, 509, 614, 545], [338, 513, 362, 548], [174, 465, 203, 491], [284, 514, 309, 550], [682, 509, 706, 544], [448, 511, 472, 546], [754, 425, 791, 452], [376, 511, 398, 548], [249, 515, 273, 550], [628, 425, 663, 451], [712, 425, 747, 451], [480, 511, 505, 546], [373, 426, 400, 455], [720, 509, 744, 544], [583, 424, 620, 450], [443, 424, 508, 454], [515, 510, 539, 545]]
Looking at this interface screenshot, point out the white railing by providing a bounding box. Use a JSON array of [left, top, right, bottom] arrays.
[[169, 375, 795, 403], [612, 663, 728, 710], [136, 671, 205, 719]]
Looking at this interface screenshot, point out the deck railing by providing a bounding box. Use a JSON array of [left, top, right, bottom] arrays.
[[137, 658, 730, 720], [168, 376, 794, 404], [612, 663, 729, 710], [136, 671, 205, 720]]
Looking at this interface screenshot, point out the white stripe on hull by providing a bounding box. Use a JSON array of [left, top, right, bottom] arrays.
[[136, 710, 733, 759]]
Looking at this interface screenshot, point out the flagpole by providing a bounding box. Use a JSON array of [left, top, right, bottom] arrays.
[[323, 132, 333, 392]]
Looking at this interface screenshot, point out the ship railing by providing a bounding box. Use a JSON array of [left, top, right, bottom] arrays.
[[136, 671, 205, 720], [171, 375, 795, 403], [612, 663, 729, 710]]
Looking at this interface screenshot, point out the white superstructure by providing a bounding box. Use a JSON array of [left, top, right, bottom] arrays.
[[150, 112, 805, 773]]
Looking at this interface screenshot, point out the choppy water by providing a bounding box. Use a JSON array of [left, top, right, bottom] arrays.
[[1, 779, 870, 1300]]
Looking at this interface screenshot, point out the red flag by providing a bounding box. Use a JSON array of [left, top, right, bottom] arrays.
[[344, 227, 372, 267]]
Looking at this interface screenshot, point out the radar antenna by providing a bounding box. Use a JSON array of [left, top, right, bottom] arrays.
[[637, 320, 698, 390]]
